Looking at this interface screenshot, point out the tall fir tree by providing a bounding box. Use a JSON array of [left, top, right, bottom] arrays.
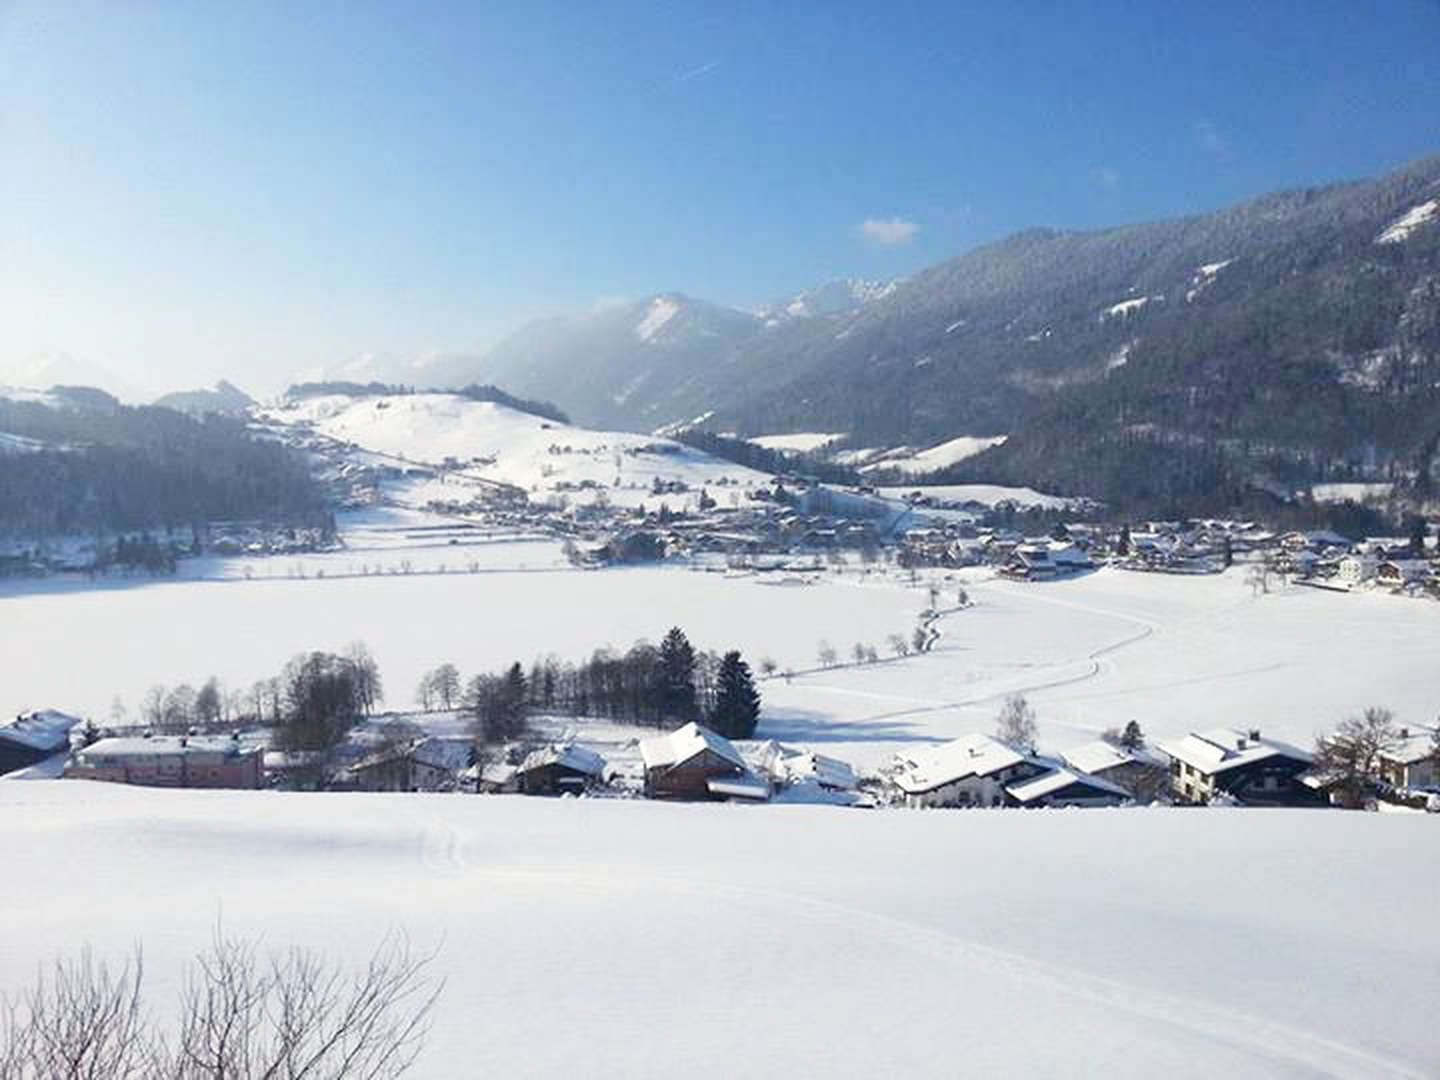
[[709, 651, 761, 739], [658, 627, 699, 722]]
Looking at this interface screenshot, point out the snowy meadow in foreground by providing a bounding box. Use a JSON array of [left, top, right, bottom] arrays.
[[2, 782, 1437, 1078]]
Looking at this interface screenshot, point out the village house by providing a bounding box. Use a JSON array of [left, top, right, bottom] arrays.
[[1000, 546, 1058, 581], [1379, 726, 1439, 792], [1336, 554, 1378, 589], [1158, 728, 1322, 807], [639, 721, 765, 800], [1060, 739, 1169, 801], [514, 743, 607, 795], [0, 710, 81, 776], [1005, 766, 1130, 808], [345, 736, 471, 792], [67, 734, 263, 789], [1376, 559, 1432, 590], [750, 740, 862, 803], [888, 733, 1047, 808]]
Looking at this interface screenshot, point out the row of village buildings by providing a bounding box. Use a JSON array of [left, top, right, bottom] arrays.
[[4, 709, 1436, 811]]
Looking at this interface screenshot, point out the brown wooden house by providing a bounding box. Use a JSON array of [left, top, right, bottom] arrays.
[[639, 722, 760, 800]]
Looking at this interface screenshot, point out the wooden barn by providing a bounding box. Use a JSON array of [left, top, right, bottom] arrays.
[[515, 743, 606, 795], [639, 722, 763, 800]]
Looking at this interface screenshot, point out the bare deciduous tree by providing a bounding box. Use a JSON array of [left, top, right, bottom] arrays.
[[888, 633, 911, 658], [817, 641, 838, 668], [1, 929, 441, 1080], [995, 694, 1038, 753], [1314, 706, 1400, 809]]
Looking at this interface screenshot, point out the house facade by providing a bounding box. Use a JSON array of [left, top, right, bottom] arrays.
[[1380, 727, 1439, 792], [67, 735, 263, 789], [889, 734, 1047, 808], [1159, 728, 1322, 806], [639, 722, 754, 800]]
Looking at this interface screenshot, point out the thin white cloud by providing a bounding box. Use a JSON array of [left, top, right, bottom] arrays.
[[1093, 166, 1121, 190], [1196, 119, 1227, 156], [672, 59, 721, 85], [858, 218, 919, 246]]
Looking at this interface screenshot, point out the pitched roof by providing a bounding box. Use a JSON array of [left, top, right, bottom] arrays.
[[639, 722, 745, 772], [891, 733, 1031, 794], [0, 710, 81, 753], [1007, 767, 1130, 804], [518, 742, 606, 778], [1158, 728, 1311, 776], [1062, 739, 1164, 775], [1386, 727, 1439, 766]]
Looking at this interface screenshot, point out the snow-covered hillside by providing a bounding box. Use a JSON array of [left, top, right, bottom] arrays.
[[266, 392, 772, 506], [3, 782, 1436, 1078]]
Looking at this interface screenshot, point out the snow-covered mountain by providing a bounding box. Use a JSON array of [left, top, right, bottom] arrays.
[[755, 278, 898, 323]]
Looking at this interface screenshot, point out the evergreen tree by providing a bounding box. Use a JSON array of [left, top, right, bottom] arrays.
[[709, 651, 761, 739], [658, 627, 699, 722]]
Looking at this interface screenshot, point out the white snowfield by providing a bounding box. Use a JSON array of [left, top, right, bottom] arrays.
[[2, 782, 1436, 1078], [5, 564, 1439, 774], [876, 483, 1076, 509], [266, 392, 770, 502], [748, 431, 845, 453]]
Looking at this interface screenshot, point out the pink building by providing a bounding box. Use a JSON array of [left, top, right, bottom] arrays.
[[66, 734, 263, 789]]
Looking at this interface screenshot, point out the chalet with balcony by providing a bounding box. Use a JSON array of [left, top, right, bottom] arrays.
[[1158, 727, 1321, 806]]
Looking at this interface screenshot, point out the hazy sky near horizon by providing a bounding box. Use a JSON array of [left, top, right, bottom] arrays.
[[2, 1, 1438, 398]]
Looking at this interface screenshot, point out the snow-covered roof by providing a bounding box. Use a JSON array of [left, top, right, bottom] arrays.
[[751, 741, 857, 790], [0, 710, 81, 753], [1007, 767, 1130, 804], [891, 733, 1030, 794], [706, 775, 771, 800], [519, 742, 606, 778], [76, 735, 256, 760], [1061, 739, 1163, 775], [639, 722, 745, 772], [1158, 728, 1311, 776], [1386, 727, 1439, 766], [412, 736, 475, 772]]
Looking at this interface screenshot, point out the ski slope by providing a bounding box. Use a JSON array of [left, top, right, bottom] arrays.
[[2, 782, 1436, 1078]]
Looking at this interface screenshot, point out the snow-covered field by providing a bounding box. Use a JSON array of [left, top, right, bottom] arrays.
[[2, 782, 1436, 1078], [5, 560, 1439, 772]]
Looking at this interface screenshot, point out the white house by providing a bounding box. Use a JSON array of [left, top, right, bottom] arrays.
[[1380, 726, 1439, 792], [889, 733, 1046, 808], [1335, 554, 1378, 588]]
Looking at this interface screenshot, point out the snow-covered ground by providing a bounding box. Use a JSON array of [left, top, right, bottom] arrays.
[[748, 431, 845, 453], [266, 392, 770, 507], [2, 782, 1436, 1078], [6, 561, 1439, 773], [1310, 481, 1393, 504], [877, 483, 1077, 509]]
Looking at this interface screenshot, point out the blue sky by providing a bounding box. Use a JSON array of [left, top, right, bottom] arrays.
[[2, 1, 1438, 396]]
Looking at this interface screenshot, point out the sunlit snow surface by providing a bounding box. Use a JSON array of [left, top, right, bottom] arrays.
[[2, 782, 1437, 1078], [5, 563, 1439, 771]]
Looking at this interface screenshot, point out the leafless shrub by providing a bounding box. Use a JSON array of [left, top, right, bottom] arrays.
[[1, 929, 441, 1080]]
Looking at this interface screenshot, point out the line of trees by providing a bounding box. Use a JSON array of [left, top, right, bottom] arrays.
[[461, 627, 763, 744], [131, 643, 383, 752]]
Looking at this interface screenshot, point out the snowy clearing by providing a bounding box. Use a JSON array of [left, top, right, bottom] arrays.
[[2, 782, 1436, 1078], [866, 434, 1008, 473], [1376, 199, 1437, 244], [749, 432, 845, 453]]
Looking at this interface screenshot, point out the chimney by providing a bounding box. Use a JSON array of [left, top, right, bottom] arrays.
[[1248, 729, 1261, 742], [1400, 727, 1409, 739]]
